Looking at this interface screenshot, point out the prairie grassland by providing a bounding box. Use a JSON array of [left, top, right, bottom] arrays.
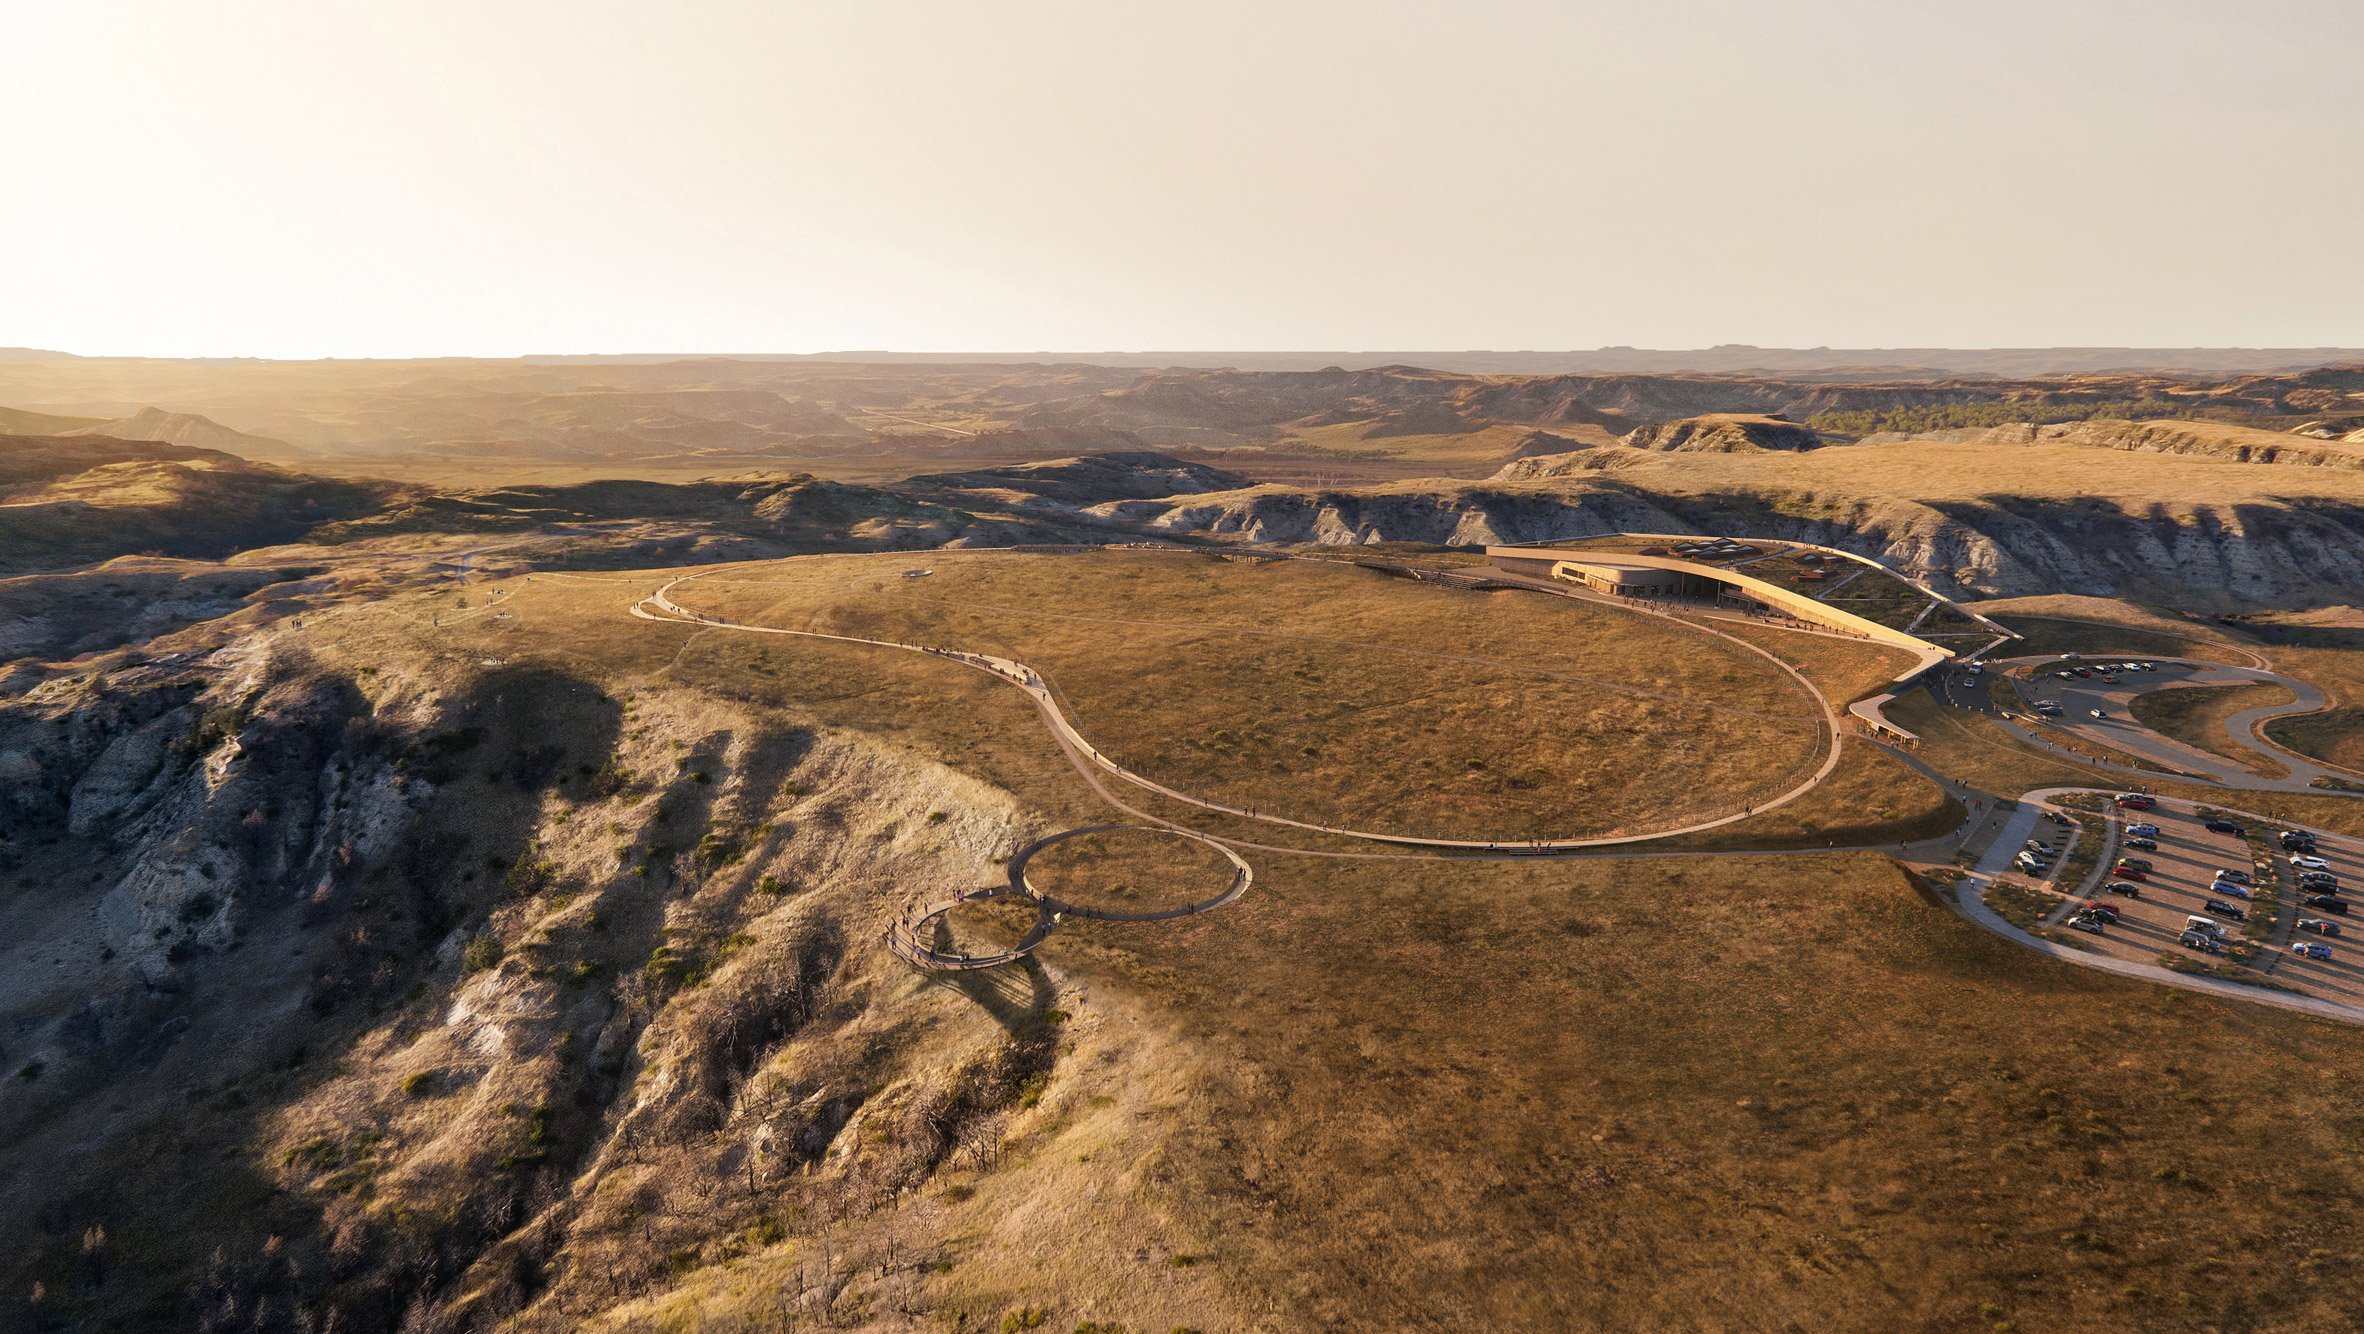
[[669, 550, 1829, 841], [1267, 418, 1550, 465], [1655, 739, 1961, 852], [1017, 826, 1243, 915], [66, 564, 2364, 1333], [2240, 622, 2364, 774], [2268, 707, 2364, 773], [1107, 849, 2364, 1332], [1983, 610, 2229, 663], [619, 848, 2364, 1333], [417, 557, 1960, 857], [1606, 438, 2364, 505], [2126, 681, 2296, 777]]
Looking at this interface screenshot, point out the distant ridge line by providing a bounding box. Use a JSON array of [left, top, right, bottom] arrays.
[[10, 347, 2361, 377]]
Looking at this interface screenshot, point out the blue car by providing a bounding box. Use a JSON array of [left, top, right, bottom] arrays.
[[2294, 942, 2335, 961]]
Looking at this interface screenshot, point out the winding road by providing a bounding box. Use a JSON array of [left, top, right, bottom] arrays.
[[592, 544, 2364, 1010], [1990, 655, 2354, 791]]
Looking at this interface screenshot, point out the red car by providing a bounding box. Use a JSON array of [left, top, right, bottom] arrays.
[[2111, 866, 2149, 881], [2115, 794, 2156, 810]]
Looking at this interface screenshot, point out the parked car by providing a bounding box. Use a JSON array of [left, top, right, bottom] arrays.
[[2113, 866, 2149, 881], [2074, 668, 2094, 677], [2090, 709, 2109, 719], [2300, 875, 2342, 892], [2105, 880, 2144, 897], [2116, 857, 2154, 873], [2204, 899, 2249, 921], [2306, 895, 2351, 915], [2124, 836, 2158, 851], [2215, 867, 2253, 884], [2282, 830, 2319, 851], [2083, 902, 2122, 924], [2179, 931, 2224, 955], [2293, 854, 2333, 871], [2209, 881, 2254, 900], [2116, 794, 2156, 810], [2294, 941, 2336, 961], [2068, 916, 2107, 935], [2126, 822, 2161, 838], [2301, 918, 2345, 937], [2205, 819, 2246, 837]]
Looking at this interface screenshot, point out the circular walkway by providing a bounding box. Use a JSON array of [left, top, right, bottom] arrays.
[[884, 824, 1253, 972]]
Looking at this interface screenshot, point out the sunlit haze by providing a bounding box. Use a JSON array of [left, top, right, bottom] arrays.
[[7, 0, 2362, 358]]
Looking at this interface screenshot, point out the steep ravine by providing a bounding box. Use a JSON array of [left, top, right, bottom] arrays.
[[0, 632, 1216, 1331]]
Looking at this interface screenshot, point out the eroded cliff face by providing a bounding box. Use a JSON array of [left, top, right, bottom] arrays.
[[1873, 418, 2364, 469], [1615, 415, 1825, 453], [1088, 482, 2364, 607], [0, 626, 1200, 1332]]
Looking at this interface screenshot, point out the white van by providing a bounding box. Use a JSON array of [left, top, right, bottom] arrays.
[[2185, 915, 2225, 939]]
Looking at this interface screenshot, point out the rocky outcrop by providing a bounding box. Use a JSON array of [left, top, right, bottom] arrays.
[[1488, 448, 1638, 482], [1869, 418, 2364, 469], [1091, 479, 2364, 607], [1616, 414, 1825, 453]]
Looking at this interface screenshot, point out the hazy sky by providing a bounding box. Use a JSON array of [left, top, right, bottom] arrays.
[[6, 1, 2361, 357]]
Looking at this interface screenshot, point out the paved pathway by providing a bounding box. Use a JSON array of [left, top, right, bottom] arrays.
[[885, 824, 1253, 971], [611, 544, 2364, 1013], [636, 564, 1846, 854], [1992, 654, 2349, 789]]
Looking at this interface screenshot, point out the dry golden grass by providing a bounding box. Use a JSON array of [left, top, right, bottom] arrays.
[[577, 839, 2364, 1333], [1593, 439, 2364, 505], [2126, 681, 2296, 777], [672, 551, 1829, 842], [35, 561, 2364, 1332], [1985, 611, 2225, 662], [1660, 739, 1960, 851], [2268, 707, 2364, 773], [1268, 419, 1550, 465], [1016, 826, 1241, 915]]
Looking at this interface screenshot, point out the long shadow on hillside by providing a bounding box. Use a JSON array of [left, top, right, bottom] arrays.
[[918, 913, 1056, 1033]]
